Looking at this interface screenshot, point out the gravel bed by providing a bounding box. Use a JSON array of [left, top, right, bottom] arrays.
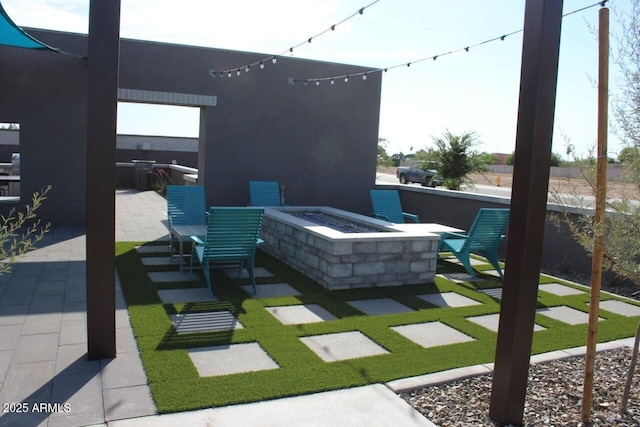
[[401, 347, 639, 426], [400, 268, 640, 426]]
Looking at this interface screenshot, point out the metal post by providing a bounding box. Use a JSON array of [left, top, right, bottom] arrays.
[[86, 0, 121, 360], [489, 1, 563, 424]]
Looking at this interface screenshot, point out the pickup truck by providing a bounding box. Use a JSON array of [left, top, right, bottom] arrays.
[[396, 162, 441, 187]]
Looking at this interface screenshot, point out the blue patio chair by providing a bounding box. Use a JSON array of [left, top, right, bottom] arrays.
[[440, 208, 510, 279], [370, 189, 419, 223], [166, 185, 207, 260], [189, 207, 265, 297], [249, 180, 284, 206]]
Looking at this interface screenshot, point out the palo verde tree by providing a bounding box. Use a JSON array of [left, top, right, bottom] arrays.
[[432, 130, 491, 190], [552, 0, 640, 291], [0, 186, 52, 274]]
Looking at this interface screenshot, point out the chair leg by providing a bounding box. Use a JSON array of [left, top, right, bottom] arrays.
[[456, 253, 477, 279], [484, 251, 504, 278], [202, 259, 215, 297], [247, 258, 257, 296]]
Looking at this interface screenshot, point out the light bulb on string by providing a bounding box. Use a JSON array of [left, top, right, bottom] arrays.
[[344, 77, 349, 82], [245, 66, 250, 72], [260, 62, 264, 69], [272, 57, 277, 64], [236, 70, 241, 76], [362, 74, 367, 80]]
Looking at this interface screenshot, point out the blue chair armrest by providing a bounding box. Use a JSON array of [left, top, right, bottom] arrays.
[[372, 213, 390, 221], [402, 212, 419, 223], [190, 235, 204, 245]]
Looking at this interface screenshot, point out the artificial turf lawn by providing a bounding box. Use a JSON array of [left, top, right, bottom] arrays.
[[115, 242, 640, 413]]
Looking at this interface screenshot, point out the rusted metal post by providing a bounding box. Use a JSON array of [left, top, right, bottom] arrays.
[[489, 1, 563, 424], [581, 6, 609, 422], [86, 0, 121, 360]]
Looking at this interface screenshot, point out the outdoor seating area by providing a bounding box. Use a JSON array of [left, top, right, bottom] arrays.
[[1, 188, 639, 426]]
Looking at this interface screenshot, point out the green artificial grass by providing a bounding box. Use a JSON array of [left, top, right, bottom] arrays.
[[116, 242, 640, 413]]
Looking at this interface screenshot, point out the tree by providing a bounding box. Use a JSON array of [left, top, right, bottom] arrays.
[[618, 146, 639, 163], [377, 138, 394, 167], [552, 0, 640, 292], [432, 130, 490, 190], [0, 186, 52, 274]]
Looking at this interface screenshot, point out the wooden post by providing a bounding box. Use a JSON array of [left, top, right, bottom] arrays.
[[489, 1, 563, 424], [581, 5, 609, 422]]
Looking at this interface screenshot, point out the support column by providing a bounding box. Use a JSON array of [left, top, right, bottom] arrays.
[[86, 0, 121, 360], [489, 0, 563, 424]]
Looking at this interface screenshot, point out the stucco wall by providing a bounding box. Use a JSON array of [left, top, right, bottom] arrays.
[[1, 29, 381, 225]]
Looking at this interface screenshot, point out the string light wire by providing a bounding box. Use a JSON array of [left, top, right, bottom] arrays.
[[290, 0, 609, 85], [209, 0, 381, 78]]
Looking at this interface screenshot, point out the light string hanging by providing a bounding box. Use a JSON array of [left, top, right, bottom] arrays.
[[289, 0, 609, 86], [208, 0, 381, 78]]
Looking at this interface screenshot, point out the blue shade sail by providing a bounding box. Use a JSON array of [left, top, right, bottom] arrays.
[[0, 2, 56, 50]]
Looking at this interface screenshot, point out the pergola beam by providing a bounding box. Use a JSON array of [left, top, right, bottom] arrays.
[[489, 0, 564, 424], [86, 0, 121, 360]]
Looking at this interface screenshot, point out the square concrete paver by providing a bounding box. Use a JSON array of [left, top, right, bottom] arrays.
[[436, 273, 482, 283], [443, 257, 489, 267], [346, 298, 414, 316], [242, 283, 301, 298], [599, 300, 640, 317], [392, 321, 475, 349], [537, 306, 602, 325], [140, 257, 178, 266], [300, 331, 389, 362], [188, 343, 279, 377], [467, 313, 546, 332], [169, 311, 243, 333], [148, 271, 199, 283], [224, 267, 273, 279], [418, 292, 482, 308], [157, 288, 216, 304], [539, 283, 585, 296], [478, 288, 503, 300], [136, 245, 169, 254], [266, 304, 336, 325]]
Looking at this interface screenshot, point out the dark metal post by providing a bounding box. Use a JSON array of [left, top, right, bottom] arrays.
[[86, 0, 121, 360], [489, 1, 563, 424]]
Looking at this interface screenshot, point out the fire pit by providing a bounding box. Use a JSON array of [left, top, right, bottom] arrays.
[[261, 206, 444, 290]]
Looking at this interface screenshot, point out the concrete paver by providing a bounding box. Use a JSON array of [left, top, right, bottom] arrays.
[[300, 331, 389, 362], [189, 343, 279, 377], [418, 291, 482, 308], [346, 298, 414, 316], [392, 321, 475, 348], [265, 304, 337, 325]]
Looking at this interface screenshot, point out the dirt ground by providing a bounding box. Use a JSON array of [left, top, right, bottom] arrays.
[[378, 166, 638, 199]]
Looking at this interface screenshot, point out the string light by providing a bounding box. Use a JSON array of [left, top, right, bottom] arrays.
[[289, 0, 608, 86], [209, 0, 381, 79]]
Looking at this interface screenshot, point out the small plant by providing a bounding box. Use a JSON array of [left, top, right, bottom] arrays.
[[151, 168, 173, 196], [0, 186, 52, 274]]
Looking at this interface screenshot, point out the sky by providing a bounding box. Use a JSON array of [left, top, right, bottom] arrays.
[[2, 0, 631, 158]]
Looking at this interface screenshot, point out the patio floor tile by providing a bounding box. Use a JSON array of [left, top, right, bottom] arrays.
[[147, 271, 199, 283], [188, 343, 279, 377], [478, 288, 503, 300], [223, 267, 273, 279], [140, 256, 178, 266], [539, 283, 585, 296], [418, 292, 482, 308], [157, 288, 215, 304], [104, 385, 156, 422], [135, 245, 169, 254], [537, 305, 602, 325], [467, 313, 546, 332], [436, 273, 482, 283], [346, 298, 414, 316], [265, 304, 336, 325], [169, 311, 244, 333], [300, 331, 389, 362], [598, 300, 640, 317], [242, 283, 300, 298], [443, 257, 489, 267], [391, 321, 475, 349]]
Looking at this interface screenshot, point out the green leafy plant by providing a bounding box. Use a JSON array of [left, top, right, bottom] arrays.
[[432, 130, 491, 190], [0, 185, 52, 274], [151, 168, 174, 196]]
